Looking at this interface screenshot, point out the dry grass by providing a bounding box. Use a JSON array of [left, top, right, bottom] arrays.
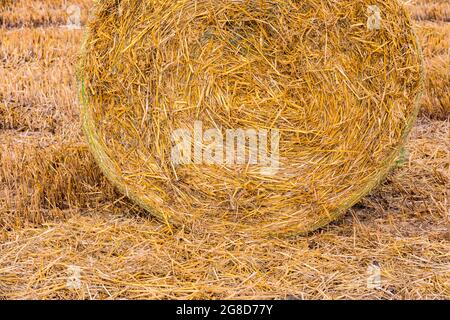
[[0, 0, 448, 299]]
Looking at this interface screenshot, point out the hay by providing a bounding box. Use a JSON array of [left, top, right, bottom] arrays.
[[0, 0, 448, 300], [2, 117, 449, 299], [80, 0, 424, 236]]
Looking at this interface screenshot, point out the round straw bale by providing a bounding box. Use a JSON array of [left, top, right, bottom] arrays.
[[80, 0, 424, 236]]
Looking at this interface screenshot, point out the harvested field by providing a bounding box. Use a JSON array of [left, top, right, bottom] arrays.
[[0, 0, 448, 300], [0, 0, 91, 28], [415, 21, 449, 58], [405, 0, 450, 22], [413, 20, 449, 119], [421, 55, 450, 119]]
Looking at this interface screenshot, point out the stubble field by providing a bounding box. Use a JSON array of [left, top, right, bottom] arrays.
[[0, 0, 448, 299]]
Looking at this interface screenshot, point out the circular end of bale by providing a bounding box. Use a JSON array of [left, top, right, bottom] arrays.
[[80, 0, 424, 237]]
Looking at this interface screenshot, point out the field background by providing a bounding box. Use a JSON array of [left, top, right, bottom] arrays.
[[0, 0, 448, 299]]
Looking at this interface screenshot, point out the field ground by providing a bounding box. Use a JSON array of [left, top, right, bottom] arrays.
[[0, 0, 448, 299]]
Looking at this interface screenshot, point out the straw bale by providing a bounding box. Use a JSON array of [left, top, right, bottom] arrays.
[[80, 0, 425, 236]]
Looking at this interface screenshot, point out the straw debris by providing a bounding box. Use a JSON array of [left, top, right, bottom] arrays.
[[0, 0, 448, 300]]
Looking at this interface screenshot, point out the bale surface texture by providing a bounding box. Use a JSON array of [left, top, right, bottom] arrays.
[[80, 0, 424, 236]]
